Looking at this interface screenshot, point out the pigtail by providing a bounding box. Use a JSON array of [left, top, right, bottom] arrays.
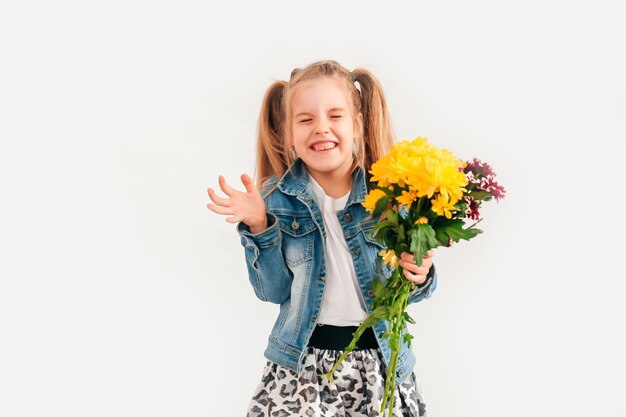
[[256, 80, 288, 191], [352, 69, 395, 172]]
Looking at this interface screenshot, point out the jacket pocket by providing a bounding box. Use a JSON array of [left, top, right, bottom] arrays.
[[362, 226, 393, 277], [277, 214, 316, 268]]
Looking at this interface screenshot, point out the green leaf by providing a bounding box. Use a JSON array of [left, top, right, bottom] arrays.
[[396, 242, 410, 256], [379, 186, 396, 200], [397, 224, 406, 243], [372, 196, 389, 219], [389, 303, 402, 316], [388, 333, 399, 351], [409, 223, 438, 267], [372, 279, 385, 298], [403, 311, 416, 324], [434, 218, 483, 245], [468, 190, 491, 200], [363, 306, 390, 328], [370, 219, 392, 240], [385, 209, 398, 225], [403, 333, 414, 348]]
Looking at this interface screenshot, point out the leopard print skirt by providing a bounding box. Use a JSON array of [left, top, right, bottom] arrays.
[[247, 347, 428, 416]]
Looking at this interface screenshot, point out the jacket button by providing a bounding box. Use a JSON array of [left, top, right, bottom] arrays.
[[291, 220, 300, 230], [398, 370, 405, 377], [367, 289, 374, 297], [344, 213, 352, 222], [351, 247, 361, 255]]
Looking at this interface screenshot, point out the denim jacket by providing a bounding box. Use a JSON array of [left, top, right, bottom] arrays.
[[237, 158, 437, 383]]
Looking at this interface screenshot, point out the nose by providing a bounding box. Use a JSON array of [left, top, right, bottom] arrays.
[[315, 117, 330, 135]]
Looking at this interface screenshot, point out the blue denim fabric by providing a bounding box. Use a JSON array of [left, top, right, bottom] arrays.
[[237, 158, 437, 383]]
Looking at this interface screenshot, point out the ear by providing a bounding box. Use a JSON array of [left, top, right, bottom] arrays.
[[354, 112, 364, 138]]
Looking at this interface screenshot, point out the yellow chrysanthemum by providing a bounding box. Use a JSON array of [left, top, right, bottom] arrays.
[[369, 154, 408, 188], [396, 189, 418, 206], [379, 248, 399, 268], [430, 194, 456, 219], [368, 137, 468, 210], [362, 189, 387, 214], [414, 216, 428, 225]]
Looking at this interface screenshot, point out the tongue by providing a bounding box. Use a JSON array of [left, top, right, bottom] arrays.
[[313, 143, 335, 151]]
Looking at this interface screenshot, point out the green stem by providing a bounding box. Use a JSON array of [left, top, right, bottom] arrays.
[[380, 316, 399, 413], [390, 268, 403, 305], [415, 197, 424, 217], [467, 217, 483, 229], [322, 321, 369, 383], [324, 267, 415, 417], [380, 282, 411, 416]]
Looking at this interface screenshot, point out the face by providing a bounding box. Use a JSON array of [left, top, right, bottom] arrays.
[[290, 77, 360, 181]]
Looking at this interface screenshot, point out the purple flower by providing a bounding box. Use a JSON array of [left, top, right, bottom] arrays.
[[464, 158, 495, 177], [464, 158, 506, 202], [464, 196, 481, 220], [479, 176, 507, 202]]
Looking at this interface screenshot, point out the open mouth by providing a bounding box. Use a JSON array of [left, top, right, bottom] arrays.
[[310, 142, 338, 152]]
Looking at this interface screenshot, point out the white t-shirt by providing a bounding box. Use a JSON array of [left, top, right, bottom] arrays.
[[309, 175, 368, 326]]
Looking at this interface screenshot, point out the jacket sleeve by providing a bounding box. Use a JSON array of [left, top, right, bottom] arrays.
[[237, 211, 293, 304], [407, 262, 438, 304]]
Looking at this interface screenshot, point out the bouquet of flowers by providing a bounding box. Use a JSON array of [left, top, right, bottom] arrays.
[[322, 137, 506, 416]]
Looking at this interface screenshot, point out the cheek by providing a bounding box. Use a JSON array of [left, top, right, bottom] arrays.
[[339, 121, 355, 138], [293, 139, 312, 155], [291, 127, 307, 146], [294, 143, 308, 154]]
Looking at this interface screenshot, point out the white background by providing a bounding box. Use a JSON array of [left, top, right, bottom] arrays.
[[1, 1, 625, 416]]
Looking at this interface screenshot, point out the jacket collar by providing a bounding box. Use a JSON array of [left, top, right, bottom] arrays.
[[276, 158, 370, 206]]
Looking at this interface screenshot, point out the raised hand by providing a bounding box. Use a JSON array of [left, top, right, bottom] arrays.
[[206, 174, 268, 234], [398, 250, 434, 285]]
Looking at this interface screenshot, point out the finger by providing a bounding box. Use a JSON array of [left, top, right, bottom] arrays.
[[218, 175, 236, 196], [403, 269, 417, 283], [206, 203, 234, 216], [399, 259, 429, 275], [399, 260, 414, 272], [421, 257, 433, 269], [400, 252, 416, 262], [400, 252, 421, 268], [403, 269, 427, 285], [240, 174, 258, 194], [401, 251, 432, 263], [400, 252, 426, 268], [207, 187, 231, 207], [225, 215, 242, 223]]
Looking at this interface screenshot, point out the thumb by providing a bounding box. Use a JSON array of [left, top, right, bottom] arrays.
[[240, 173, 258, 194]]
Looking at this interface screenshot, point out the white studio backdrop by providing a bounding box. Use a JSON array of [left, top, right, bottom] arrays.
[[1, 1, 625, 416]]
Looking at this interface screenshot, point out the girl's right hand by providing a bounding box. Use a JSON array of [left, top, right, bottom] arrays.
[[206, 174, 268, 234]]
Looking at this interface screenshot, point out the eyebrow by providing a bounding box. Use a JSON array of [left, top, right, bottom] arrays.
[[294, 107, 348, 118]]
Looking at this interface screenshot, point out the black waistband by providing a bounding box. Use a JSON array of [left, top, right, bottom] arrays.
[[307, 324, 379, 350]]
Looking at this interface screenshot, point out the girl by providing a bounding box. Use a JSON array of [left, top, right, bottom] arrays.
[[207, 60, 437, 416]]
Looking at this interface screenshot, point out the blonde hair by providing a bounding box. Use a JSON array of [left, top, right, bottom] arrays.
[[254, 60, 395, 194]]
